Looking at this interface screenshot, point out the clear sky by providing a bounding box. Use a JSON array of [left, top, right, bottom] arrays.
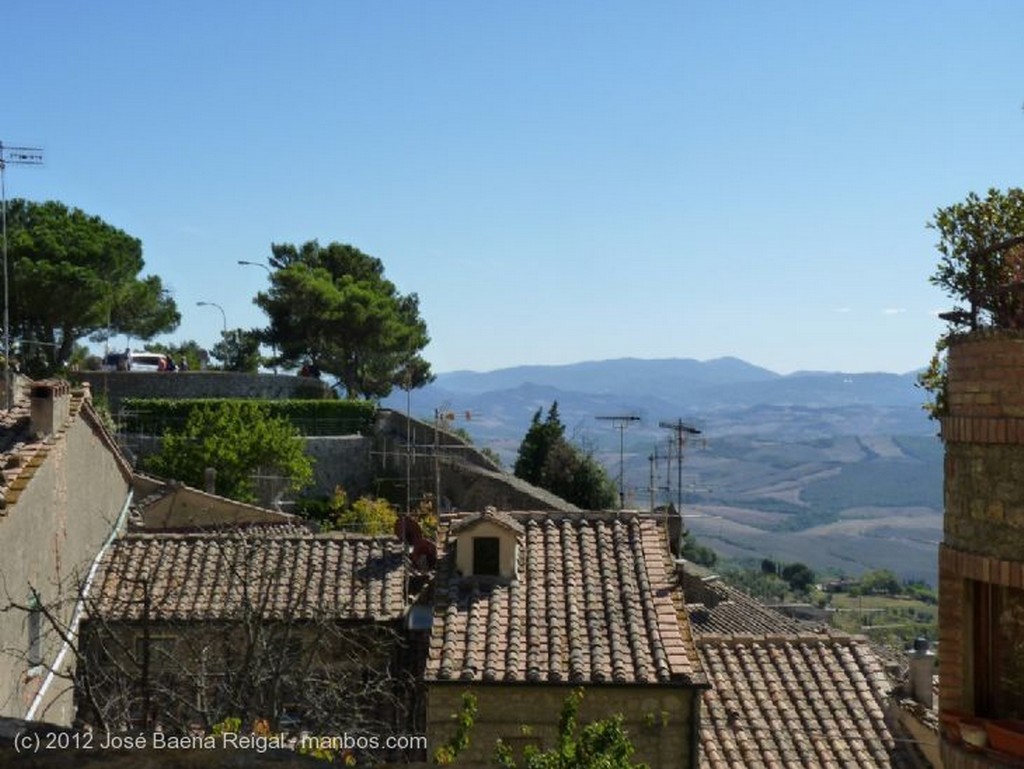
[[5, 2, 1024, 376]]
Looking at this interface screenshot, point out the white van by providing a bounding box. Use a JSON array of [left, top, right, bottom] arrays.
[[129, 352, 169, 371], [100, 351, 169, 372]]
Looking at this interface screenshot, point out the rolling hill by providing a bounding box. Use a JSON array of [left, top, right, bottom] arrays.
[[384, 357, 942, 584]]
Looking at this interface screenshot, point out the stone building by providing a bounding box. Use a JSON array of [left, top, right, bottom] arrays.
[[80, 527, 419, 757], [0, 381, 133, 725], [938, 329, 1024, 765], [423, 509, 709, 768]]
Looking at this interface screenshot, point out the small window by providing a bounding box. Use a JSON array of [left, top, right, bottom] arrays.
[[972, 581, 1024, 718], [473, 537, 500, 576]]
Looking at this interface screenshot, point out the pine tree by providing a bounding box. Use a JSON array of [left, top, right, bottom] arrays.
[[513, 402, 616, 510]]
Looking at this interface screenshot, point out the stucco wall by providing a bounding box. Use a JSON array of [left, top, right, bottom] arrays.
[[0, 404, 131, 725], [452, 520, 518, 578], [426, 684, 697, 769]]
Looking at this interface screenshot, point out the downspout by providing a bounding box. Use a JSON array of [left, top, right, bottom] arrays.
[[25, 489, 133, 721], [690, 690, 702, 769]]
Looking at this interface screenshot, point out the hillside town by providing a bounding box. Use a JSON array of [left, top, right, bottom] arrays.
[[0, 195, 1024, 769], [5, 6, 1024, 767]]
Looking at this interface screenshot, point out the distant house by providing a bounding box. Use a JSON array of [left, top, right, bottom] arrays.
[[681, 569, 924, 768], [79, 528, 418, 753], [128, 472, 314, 532], [423, 509, 709, 768], [0, 380, 133, 725]]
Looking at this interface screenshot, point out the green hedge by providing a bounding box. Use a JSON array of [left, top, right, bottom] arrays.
[[118, 398, 378, 437]]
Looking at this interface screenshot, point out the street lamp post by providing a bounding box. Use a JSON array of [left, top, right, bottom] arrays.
[[237, 260, 270, 274], [237, 259, 277, 373], [1, 142, 43, 410], [196, 301, 226, 333]]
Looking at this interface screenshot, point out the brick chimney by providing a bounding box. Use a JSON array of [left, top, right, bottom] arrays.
[[29, 380, 71, 439]]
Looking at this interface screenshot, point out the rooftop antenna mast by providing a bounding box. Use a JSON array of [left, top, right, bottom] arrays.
[[0, 142, 44, 411], [648, 444, 670, 513], [596, 414, 640, 509], [659, 418, 702, 512]]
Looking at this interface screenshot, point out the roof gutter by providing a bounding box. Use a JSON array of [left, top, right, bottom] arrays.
[[25, 488, 133, 721]]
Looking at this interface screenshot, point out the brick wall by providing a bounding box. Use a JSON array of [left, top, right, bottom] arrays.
[[939, 329, 1024, 720]]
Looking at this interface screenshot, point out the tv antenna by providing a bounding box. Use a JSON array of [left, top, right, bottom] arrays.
[[596, 414, 640, 508], [1, 142, 44, 410], [647, 444, 672, 513], [659, 418, 702, 511]]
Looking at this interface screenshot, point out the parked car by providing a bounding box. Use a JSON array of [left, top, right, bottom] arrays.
[[100, 351, 170, 372]]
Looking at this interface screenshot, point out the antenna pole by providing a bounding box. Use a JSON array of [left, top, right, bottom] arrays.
[[0, 142, 44, 411], [648, 446, 657, 513], [659, 418, 702, 511], [596, 414, 640, 509]]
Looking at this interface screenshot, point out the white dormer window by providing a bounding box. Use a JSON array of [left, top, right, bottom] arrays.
[[451, 508, 524, 580]]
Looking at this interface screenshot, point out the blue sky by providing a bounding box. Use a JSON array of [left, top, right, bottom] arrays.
[[5, 2, 1024, 375]]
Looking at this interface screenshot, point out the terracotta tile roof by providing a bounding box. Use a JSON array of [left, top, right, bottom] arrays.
[[0, 380, 131, 513], [425, 511, 706, 686], [682, 570, 812, 636], [684, 570, 917, 768], [698, 635, 912, 768], [448, 507, 525, 535], [127, 474, 314, 532], [90, 532, 409, 622]]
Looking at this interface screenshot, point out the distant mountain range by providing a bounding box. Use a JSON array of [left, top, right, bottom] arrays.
[[390, 357, 932, 444], [384, 357, 942, 585], [431, 356, 925, 409]]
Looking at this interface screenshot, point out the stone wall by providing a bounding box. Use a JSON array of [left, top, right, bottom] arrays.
[[426, 684, 698, 769], [373, 410, 577, 513], [126, 434, 374, 504], [304, 436, 373, 499], [77, 371, 332, 412]]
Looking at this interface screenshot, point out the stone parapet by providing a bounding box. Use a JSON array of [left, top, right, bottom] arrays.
[[946, 330, 1024, 418], [77, 371, 332, 411]]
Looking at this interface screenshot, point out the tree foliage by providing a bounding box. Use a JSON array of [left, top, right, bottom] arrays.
[[853, 568, 902, 596], [921, 188, 1024, 416], [210, 328, 263, 372], [254, 241, 432, 399], [434, 692, 478, 765], [4, 199, 179, 376], [494, 688, 648, 769], [513, 403, 617, 510], [142, 401, 314, 503], [929, 187, 1024, 330], [298, 486, 398, 535], [682, 530, 717, 567], [781, 562, 816, 593], [141, 339, 208, 371]]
